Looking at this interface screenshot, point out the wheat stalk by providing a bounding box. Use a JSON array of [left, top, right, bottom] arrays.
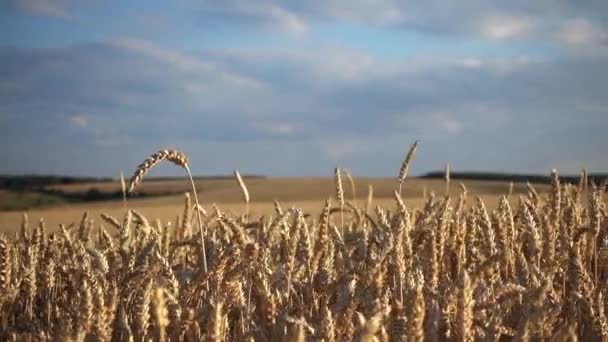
[[128, 149, 207, 273], [366, 184, 374, 215], [342, 168, 357, 203], [398, 140, 419, 197], [234, 169, 250, 221], [579, 168, 588, 194], [120, 171, 127, 212], [335, 167, 344, 233], [445, 161, 451, 197]]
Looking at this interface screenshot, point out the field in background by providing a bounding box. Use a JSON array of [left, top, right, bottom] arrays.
[[0, 177, 545, 234], [0, 190, 65, 211]]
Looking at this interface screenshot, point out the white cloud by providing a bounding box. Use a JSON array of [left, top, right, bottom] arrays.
[[69, 115, 88, 128], [320, 140, 372, 159], [431, 113, 465, 135], [558, 18, 607, 45], [111, 39, 214, 72], [16, 0, 73, 20], [253, 122, 297, 136], [490, 56, 535, 75], [111, 39, 264, 89], [94, 135, 125, 147], [268, 5, 308, 34], [478, 14, 534, 40], [180, 1, 608, 43], [460, 58, 483, 69]]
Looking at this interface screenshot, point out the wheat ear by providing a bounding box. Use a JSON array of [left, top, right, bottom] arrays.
[[366, 184, 373, 215], [342, 168, 357, 202], [234, 170, 250, 221], [398, 140, 419, 197], [120, 171, 127, 212], [335, 167, 344, 233], [445, 161, 451, 197], [128, 149, 208, 273]]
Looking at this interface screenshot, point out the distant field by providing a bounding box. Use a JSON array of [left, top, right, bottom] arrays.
[[45, 176, 530, 200], [0, 177, 545, 234], [0, 190, 65, 211]]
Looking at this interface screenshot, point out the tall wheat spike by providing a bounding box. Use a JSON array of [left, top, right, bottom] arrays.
[[342, 168, 357, 203], [335, 167, 345, 233], [580, 168, 588, 194], [234, 170, 250, 221], [0, 235, 9, 294], [366, 184, 374, 215], [398, 140, 419, 197], [120, 170, 127, 212], [445, 161, 451, 197], [128, 149, 208, 273]]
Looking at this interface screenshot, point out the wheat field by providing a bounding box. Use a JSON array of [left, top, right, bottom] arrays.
[[0, 178, 525, 236], [0, 148, 606, 341]]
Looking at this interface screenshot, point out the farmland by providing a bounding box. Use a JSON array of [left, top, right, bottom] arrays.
[[1, 149, 606, 341], [0, 177, 533, 234]]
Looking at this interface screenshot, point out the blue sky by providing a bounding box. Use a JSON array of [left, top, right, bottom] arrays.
[[1, 0, 607, 177]]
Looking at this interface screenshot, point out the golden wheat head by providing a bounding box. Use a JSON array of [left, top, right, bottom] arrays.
[[234, 169, 250, 204], [128, 149, 189, 193], [397, 140, 419, 197]]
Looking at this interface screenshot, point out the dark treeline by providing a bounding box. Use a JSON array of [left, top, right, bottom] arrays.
[[0, 175, 112, 191], [143, 174, 266, 181], [40, 188, 170, 202], [0, 174, 268, 209], [421, 171, 608, 185], [0, 174, 266, 191]]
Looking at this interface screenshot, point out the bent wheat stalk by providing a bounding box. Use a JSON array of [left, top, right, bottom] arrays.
[[128, 149, 208, 273]]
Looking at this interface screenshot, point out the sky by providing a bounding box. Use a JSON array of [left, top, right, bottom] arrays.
[[1, 0, 607, 177]]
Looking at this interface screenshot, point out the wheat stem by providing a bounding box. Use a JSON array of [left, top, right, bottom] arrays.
[[398, 140, 419, 197]]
